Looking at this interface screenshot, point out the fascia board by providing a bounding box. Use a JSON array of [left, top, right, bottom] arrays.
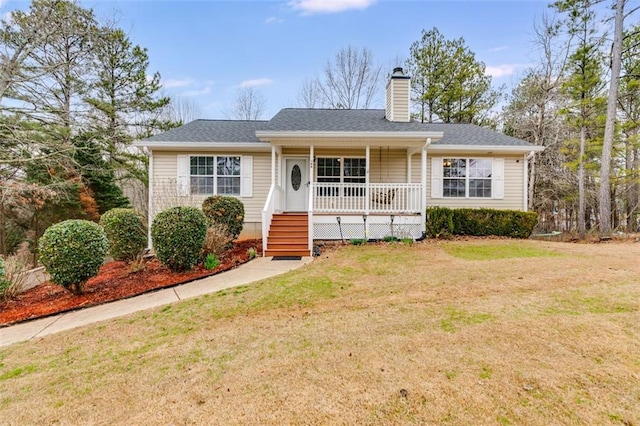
[[132, 141, 272, 151], [255, 131, 444, 140], [428, 144, 545, 154]]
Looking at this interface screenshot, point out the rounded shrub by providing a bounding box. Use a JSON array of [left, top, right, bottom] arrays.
[[38, 220, 107, 294], [151, 206, 208, 272], [99, 208, 147, 262], [201, 195, 245, 240]]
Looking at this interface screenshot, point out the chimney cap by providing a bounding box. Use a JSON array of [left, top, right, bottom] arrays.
[[390, 67, 410, 80]]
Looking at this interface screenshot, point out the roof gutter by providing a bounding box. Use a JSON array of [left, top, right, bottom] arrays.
[[428, 144, 545, 154], [132, 141, 272, 151]]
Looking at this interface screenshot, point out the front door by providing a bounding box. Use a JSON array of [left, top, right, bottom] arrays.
[[285, 158, 308, 211]]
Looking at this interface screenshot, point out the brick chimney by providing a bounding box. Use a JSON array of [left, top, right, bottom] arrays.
[[385, 67, 411, 122]]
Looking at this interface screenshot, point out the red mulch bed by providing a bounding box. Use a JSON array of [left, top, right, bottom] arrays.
[[0, 239, 262, 327]]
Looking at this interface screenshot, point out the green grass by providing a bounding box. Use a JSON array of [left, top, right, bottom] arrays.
[[0, 240, 639, 425], [440, 307, 493, 332], [0, 365, 36, 381], [443, 242, 561, 261]]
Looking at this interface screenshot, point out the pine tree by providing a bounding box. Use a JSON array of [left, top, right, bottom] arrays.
[[554, 0, 606, 239], [406, 27, 501, 125]]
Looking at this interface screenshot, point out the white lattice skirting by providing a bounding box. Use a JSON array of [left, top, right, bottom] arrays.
[[312, 215, 423, 240]]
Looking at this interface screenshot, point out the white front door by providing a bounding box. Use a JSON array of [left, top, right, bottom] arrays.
[[285, 158, 308, 211]]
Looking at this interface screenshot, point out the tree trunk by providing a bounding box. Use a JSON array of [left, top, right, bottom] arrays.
[[633, 145, 640, 230], [612, 185, 618, 229], [626, 140, 634, 230], [0, 195, 6, 257], [578, 126, 586, 239], [599, 0, 625, 237]]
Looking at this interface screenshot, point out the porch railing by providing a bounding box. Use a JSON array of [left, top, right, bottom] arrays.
[[313, 182, 422, 214], [261, 183, 282, 255]]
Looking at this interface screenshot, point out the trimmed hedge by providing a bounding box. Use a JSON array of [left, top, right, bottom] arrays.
[[151, 206, 208, 272], [201, 196, 245, 240], [39, 220, 107, 294], [426, 207, 538, 239], [100, 208, 147, 262]]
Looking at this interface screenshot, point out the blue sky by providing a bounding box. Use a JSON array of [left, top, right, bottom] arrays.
[[2, 0, 557, 119]]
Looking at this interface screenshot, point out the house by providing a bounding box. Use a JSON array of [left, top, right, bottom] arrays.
[[135, 68, 543, 257]]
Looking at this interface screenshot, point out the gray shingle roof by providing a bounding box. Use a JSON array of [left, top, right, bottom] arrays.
[[143, 119, 268, 143], [267, 109, 533, 147], [140, 109, 534, 148], [425, 123, 534, 147], [265, 108, 432, 132]]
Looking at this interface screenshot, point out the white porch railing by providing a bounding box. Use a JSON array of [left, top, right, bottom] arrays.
[[261, 184, 282, 255], [313, 183, 422, 214]]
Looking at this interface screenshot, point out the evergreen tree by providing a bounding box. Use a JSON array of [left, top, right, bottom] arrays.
[[554, 0, 606, 239], [406, 27, 501, 125], [83, 25, 175, 186], [619, 24, 640, 230], [73, 135, 130, 214]]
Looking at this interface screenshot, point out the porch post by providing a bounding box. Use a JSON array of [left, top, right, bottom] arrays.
[[407, 153, 412, 183], [309, 145, 314, 252], [421, 141, 428, 234], [309, 145, 314, 210], [365, 145, 370, 238], [271, 145, 276, 186]]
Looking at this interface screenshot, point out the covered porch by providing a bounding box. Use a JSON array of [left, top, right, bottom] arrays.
[[260, 135, 437, 256]]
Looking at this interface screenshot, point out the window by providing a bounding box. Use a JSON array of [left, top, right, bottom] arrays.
[[316, 157, 366, 196], [442, 158, 492, 198], [190, 156, 240, 195]]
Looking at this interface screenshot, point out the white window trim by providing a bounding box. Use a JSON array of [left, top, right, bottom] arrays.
[[176, 154, 252, 197], [315, 156, 366, 183], [431, 157, 504, 200]]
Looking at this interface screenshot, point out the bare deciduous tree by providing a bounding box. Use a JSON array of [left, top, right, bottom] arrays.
[[299, 46, 382, 109], [162, 95, 203, 125], [297, 78, 321, 108], [224, 87, 266, 120]]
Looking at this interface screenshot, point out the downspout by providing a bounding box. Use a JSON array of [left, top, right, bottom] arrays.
[[421, 138, 432, 237], [523, 150, 535, 212], [147, 148, 153, 250]]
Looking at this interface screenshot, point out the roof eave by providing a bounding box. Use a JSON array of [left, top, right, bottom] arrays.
[[256, 131, 444, 141], [132, 141, 271, 150], [429, 144, 545, 154]]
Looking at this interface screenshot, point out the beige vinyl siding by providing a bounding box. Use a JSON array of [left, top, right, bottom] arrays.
[[385, 83, 392, 120], [391, 79, 410, 122], [385, 78, 410, 122], [415, 154, 524, 211], [282, 147, 408, 183], [151, 150, 271, 229], [369, 148, 406, 183]]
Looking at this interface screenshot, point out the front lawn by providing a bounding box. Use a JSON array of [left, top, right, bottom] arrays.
[[1, 240, 639, 424]]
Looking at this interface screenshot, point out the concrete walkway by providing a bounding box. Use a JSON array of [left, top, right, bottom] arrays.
[[0, 256, 313, 348]]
